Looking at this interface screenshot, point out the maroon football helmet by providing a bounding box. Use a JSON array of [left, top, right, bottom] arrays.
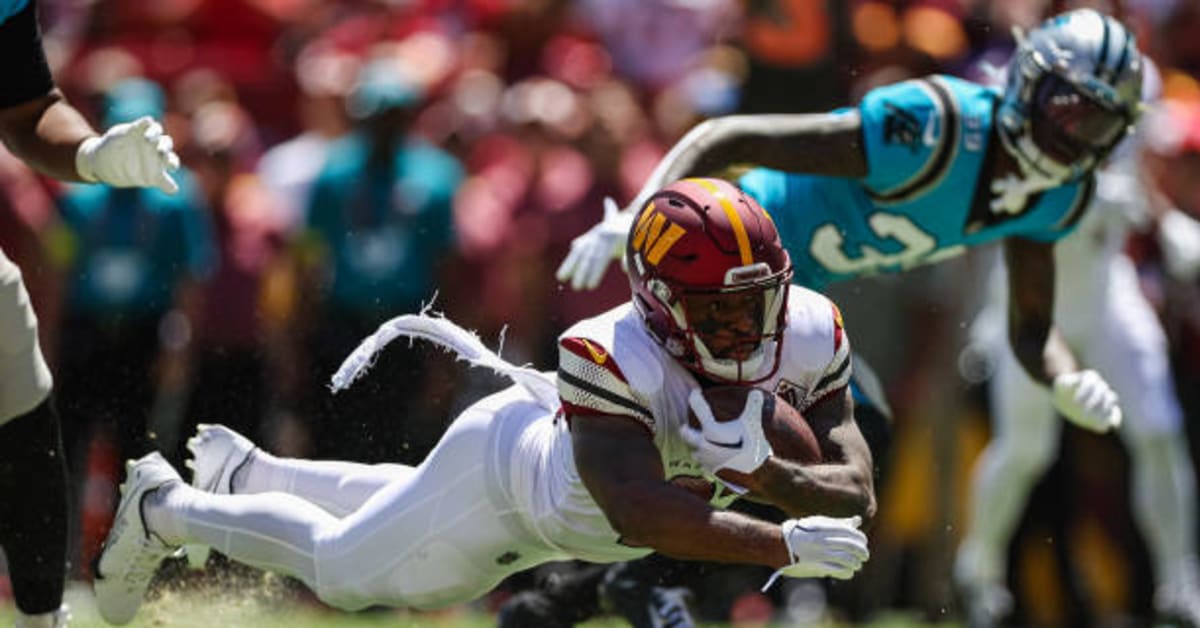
[[626, 178, 792, 384]]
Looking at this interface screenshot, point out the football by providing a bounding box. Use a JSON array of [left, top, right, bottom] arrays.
[[687, 385, 822, 464]]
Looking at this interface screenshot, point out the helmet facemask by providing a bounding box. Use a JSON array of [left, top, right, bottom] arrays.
[[651, 262, 791, 384]]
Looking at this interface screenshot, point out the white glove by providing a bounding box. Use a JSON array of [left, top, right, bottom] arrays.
[[76, 116, 181, 194], [555, 196, 634, 290], [762, 515, 870, 591], [679, 388, 773, 476], [1052, 370, 1122, 433]]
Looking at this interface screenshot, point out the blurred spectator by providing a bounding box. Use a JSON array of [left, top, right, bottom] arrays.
[[51, 77, 216, 572], [256, 44, 356, 231], [737, 0, 854, 113], [295, 54, 464, 464], [571, 0, 740, 91]]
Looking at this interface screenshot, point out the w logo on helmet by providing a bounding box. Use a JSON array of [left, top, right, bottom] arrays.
[[631, 203, 687, 266]]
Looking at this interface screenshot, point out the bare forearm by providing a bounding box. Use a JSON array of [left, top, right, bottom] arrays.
[[741, 458, 876, 521], [0, 91, 97, 182], [1004, 238, 1077, 385], [612, 483, 791, 568], [628, 112, 867, 212], [1009, 319, 1077, 386]]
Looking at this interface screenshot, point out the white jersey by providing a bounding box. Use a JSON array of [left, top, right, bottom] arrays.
[[1052, 156, 1145, 333], [501, 286, 851, 563]]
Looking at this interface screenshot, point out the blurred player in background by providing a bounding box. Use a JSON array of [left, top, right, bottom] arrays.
[[90, 178, 875, 626], [956, 88, 1200, 627], [561, 7, 1138, 436], [551, 7, 1141, 625], [0, 0, 180, 626]]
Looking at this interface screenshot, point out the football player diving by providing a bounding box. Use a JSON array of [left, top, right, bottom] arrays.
[[0, 1, 179, 627], [549, 7, 1142, 627], [91, 178, 877, 625]]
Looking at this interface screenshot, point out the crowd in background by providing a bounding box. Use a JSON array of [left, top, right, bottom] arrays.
[[3, 0, 1200, 624]]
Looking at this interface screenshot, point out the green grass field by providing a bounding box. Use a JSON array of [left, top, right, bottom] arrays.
[[0, 565, 948, 627], [0, 581, 505, 628], [0, 582, 950, 628]]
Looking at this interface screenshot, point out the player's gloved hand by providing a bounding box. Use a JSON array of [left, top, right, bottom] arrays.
[[1052, 370, 1122, 433], [555, 196, 633, 290], [76, 116, 180, 194], [761, 516, 870, 591], [679, 388, 773, 476]]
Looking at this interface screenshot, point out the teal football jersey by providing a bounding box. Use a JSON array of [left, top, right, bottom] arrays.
[[739, 75, 1094, 289]]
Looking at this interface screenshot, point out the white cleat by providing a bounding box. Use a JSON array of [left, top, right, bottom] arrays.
[[93, 452, 182, 625], [185, 423, 257, 495], [15, 604, 71, 628]]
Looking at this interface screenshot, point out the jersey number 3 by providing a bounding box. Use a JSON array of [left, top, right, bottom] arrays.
[[810, 212, 962, 275]]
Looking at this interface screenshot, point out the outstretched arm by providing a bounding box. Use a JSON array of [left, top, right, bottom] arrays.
[[1003, 237, 1075, 383], [572, 413, 793, 567], [572, 412, 869, 584], [0, 91, 98, 182], [626, 112, 868, 213], [0, 0, 179, 192], [1004, 237, 1121, 431]]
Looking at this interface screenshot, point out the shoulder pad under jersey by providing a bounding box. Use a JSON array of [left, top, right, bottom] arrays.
[[557, 305, 663, 431]]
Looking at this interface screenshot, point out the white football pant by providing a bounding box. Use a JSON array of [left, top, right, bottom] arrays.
[[961, 252, 1197, 590], [155, 387, 569, 610]]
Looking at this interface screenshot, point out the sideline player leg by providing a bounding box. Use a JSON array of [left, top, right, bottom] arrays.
[[0, 248, 70, 627]]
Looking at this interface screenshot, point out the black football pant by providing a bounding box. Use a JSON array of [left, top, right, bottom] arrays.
[[0, 397, 68, 615]]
